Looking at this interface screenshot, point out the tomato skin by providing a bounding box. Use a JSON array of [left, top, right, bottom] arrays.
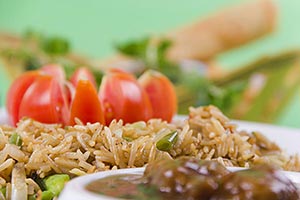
[[6, 71, 40, 125], [41, 64, 66, 81], [99, 70, 153, 125], [69, 80, 105, 125], [42, 64, 73, 116], [138, 70, 177, 122], [18, 75, 69, 124], [70, 67, 97, 89]]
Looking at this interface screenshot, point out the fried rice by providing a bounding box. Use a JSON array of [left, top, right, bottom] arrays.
[[0, 105, 299, 193]]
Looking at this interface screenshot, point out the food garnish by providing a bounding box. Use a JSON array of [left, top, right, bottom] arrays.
[[6, 65, 177, 126]]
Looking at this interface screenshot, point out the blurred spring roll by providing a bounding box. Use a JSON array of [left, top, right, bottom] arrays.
[[166, 0, 277, 62]]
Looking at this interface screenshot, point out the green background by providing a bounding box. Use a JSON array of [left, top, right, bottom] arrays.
[[0, 0, 299, 128]]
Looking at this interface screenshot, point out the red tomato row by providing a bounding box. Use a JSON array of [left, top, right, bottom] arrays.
[[6, 65, 177, 126]]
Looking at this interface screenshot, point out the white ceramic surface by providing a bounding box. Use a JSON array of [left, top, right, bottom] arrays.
[[59, 121, 300, 200]]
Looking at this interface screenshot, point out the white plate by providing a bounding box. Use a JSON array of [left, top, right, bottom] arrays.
[[59, 121, 300, 200]]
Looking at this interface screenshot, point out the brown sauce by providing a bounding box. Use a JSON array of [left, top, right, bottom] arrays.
[[86, 174, 164, 200], [85, 158, 300, 200]]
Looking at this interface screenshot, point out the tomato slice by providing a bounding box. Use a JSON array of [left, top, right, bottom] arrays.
[[99, 70, 153, 125], [138, 70, 177, 122], [6, 71, 41, 125], [41, 64, 66, 81], [41, 64, 72, 109], [70, 67, 97, 89], [18, 75, 69, 124], [69, 80, 105, 125]]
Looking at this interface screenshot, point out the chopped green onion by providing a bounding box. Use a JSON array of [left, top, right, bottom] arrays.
[[0, 187, 6, 197], [156, 131, 178, 151], [41, 190, 54, 200], [9, 133, 22, 146], [44, 174, 70, 197]]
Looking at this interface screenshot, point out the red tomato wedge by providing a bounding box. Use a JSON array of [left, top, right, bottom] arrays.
[[18, 75, 69, 124], [42, 63, 74, 111], [6, 71, 41, 125], [69, 80, 105, 125], [41, 64, 66, 81], [70, 67, 97, 88], [99, 69, 153, 125], [138, 70, 177, 122]]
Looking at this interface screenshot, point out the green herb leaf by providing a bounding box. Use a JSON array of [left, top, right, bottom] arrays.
[[42, 37, 70, 56], [116, 37, 150, 59]]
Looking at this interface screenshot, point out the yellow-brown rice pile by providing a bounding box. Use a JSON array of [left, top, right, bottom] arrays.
[[0, 105, 299, 188]]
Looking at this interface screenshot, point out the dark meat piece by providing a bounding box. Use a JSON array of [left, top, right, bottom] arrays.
[[211, 165, 299, 200], [144, 157, 230, 199]]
